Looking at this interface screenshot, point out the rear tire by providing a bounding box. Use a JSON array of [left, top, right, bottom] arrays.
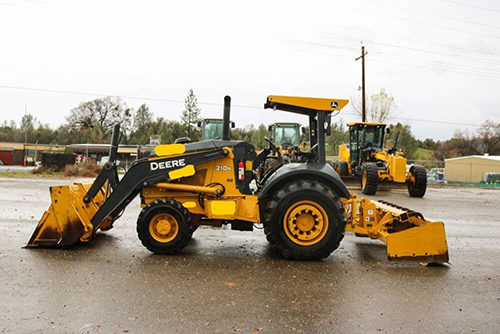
[[360, 164, 378, 195], [263, 179, 346, 260], [137, 199, 193, 254], [408, 165, 427, 197]]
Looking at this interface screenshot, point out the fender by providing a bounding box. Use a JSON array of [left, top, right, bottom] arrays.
[[258, 162, 351, 199]]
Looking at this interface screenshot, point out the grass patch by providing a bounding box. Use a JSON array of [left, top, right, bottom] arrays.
[[26, 162, 103, 178], [62, 162, 102, 177]]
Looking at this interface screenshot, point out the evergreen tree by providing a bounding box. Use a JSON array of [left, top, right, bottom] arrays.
[[181, 89, 201, 138], [131, 104, 154, 144]]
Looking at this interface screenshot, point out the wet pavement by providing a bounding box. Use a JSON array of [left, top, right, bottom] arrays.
[[0, 177, 499, 333]]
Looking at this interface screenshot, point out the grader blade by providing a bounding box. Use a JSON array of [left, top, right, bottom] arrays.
[[385, 221, 448, 262], [343, 196, 449, 263], [26, 183, 108, 248]]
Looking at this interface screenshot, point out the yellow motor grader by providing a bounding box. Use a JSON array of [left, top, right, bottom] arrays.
[[26, 95, 448, 263], [333, 122, 427, 197]]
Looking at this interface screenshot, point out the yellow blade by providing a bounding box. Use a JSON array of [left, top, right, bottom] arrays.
[[25, 183, 106, 247], [386, 221, 449, 262]]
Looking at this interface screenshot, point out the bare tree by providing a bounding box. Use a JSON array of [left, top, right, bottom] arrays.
[[477, 120, 500, 155], [351, 88, 397, 123], [66, 97, 131, 134]]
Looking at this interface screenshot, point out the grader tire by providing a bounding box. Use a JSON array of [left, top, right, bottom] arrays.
[[361, 164, 378, 195], [338, 161, 349, 176], [408, 165, 427, 197], [263, 179, 346, 261], [330, 161, 339, 172], [137, 199, 193, 254]]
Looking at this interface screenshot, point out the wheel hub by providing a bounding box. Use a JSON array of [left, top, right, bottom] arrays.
[[149, 213, 178, 243], [284, 201, 329, 246], [156, 219, 172, 235]]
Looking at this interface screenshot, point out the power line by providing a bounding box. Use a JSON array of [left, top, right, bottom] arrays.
[[0, 84, 486, 128], [439, 0, 500, 13], [0, 84, 258, 109], [330, 0, 500, 40], [307, 31, 500, 65], [368, 48, 500, 77], [306, 29, 500, 69], [369, 56, 500, 80], [302, 38, 500, 79], [368, 0, 500, 30], [339, 110, 482, 127]]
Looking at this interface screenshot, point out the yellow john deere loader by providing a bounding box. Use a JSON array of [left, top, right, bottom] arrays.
[[333, 122, 427, 197], [26, 95, 448, 262]]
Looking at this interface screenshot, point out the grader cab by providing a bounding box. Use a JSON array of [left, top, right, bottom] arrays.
[[26, 95, 447, 263]]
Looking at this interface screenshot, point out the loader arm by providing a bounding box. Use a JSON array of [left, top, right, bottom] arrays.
[[26, 145, 229, 247], [89, 147, 229, 230]]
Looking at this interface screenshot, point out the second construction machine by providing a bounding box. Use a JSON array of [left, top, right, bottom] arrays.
[[27, 95, 448, 263], [333, 122, 427, 197]]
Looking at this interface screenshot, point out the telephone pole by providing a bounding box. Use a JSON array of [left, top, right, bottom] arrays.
[[355, 45, 367, 122]]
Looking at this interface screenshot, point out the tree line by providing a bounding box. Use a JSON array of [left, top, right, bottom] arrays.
[[0, 90, 498, 160]]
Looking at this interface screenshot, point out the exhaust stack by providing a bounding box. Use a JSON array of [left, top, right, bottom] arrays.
[[222, 95, 231, 141]]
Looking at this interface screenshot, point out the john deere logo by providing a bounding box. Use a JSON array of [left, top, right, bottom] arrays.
[[150, 158, 186, 171], [330, 101, 338, 109]]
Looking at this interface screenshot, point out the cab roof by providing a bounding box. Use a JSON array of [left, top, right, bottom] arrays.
[[347, 122, 387, 127], [265, 95, 349, 116], [269, 122, 301, 127]]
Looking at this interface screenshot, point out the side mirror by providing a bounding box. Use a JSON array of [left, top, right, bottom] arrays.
[[268, 125, 272, 132], [231, 121, 235, 129], [386, 128, 391, 134], [301, 127, 306, 135], [197, 121, 202, 127]]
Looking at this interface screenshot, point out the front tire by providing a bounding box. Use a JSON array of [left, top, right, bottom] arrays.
[[408, 165, 427, 197], [137, 199, 194, 254], [263, 179, 346, 260], [338, 161, 349, 176], [360, 164, 378, 195]]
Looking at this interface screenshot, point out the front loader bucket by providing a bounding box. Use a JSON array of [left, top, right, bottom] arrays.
[[26, 183, 108, 248]]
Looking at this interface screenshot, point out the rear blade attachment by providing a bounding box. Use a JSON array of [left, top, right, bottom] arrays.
[[343, 196, 449, 263]]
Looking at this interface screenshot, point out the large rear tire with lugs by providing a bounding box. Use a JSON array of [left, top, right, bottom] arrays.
[[137, 199, 194, 254], [263, 179, 346, 261], [408, 165, 427, 197]]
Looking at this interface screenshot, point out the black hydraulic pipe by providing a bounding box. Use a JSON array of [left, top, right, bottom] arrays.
[[109, 124, 121, 163], [317, 111, 326, 164], [222, 96, 231, 141], [309, 114, 317, 149]]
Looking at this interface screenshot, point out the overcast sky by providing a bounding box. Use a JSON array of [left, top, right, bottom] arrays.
[[0, 0, 499, 140]]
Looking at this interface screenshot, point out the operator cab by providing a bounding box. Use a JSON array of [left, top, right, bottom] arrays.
[[268, 123, 301, 150], [198, 118, 235, 141], [348, 122, 386, 166]]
